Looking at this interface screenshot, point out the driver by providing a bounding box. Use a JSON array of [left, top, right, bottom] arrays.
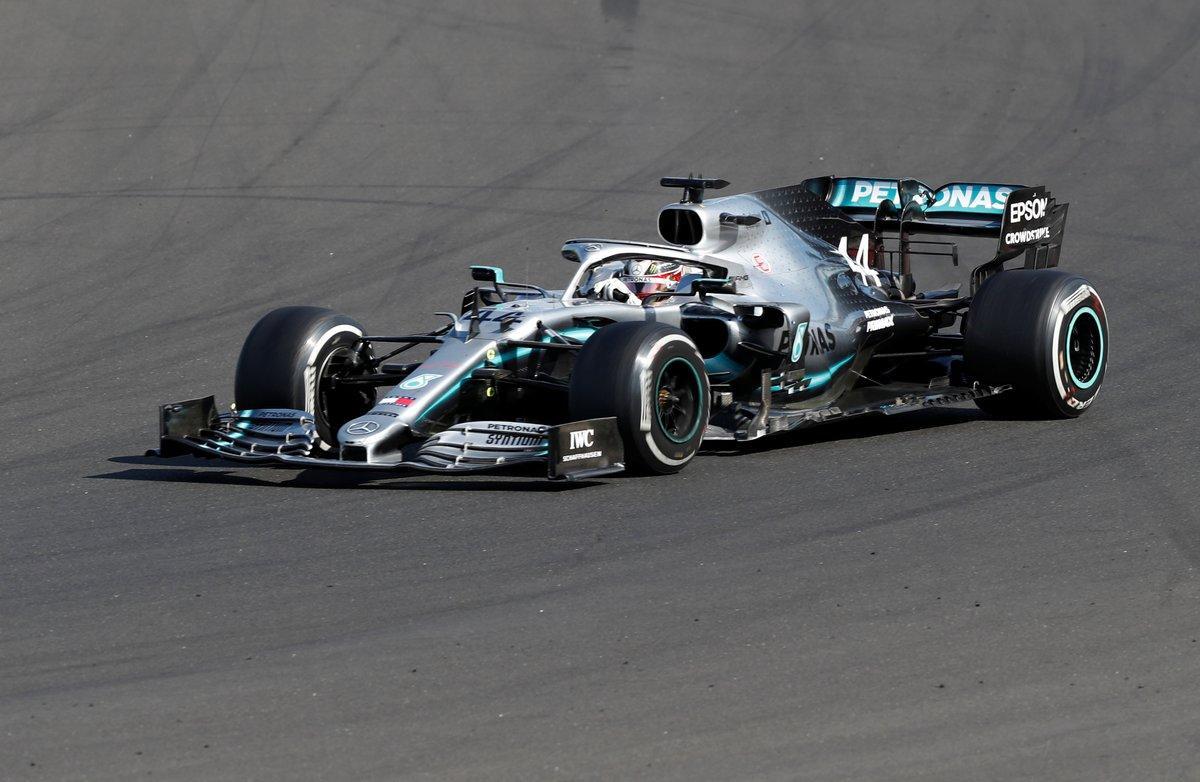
[[590, 259, 695, 304]]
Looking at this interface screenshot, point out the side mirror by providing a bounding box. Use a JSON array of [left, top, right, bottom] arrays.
[[470, 265, 506, 283], [718, 212, 762, 226], [691, 278, 735, 295]]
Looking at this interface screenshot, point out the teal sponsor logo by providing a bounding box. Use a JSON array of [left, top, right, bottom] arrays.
[[830, 178, 899, 209], [927, 183, 1015, 214], [830, 178, 1019, 215], [791, 323, 808, 362], [399, 373, 441, 390]]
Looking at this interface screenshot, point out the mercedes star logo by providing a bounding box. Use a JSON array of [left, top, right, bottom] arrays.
[[346, 420, 379, 435]]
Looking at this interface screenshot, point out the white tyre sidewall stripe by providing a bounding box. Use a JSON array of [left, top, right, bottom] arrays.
[[303, 324, 363, 415]]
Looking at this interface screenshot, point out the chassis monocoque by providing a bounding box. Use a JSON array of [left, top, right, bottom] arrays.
[[156, 175, 1108, 479]]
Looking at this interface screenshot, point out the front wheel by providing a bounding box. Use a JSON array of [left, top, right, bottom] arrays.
[[965, 270, 1108, 418], [569, 321, 709, 474], [234, 306, 376, 449]]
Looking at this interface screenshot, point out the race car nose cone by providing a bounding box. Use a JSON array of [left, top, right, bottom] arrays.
[[337, 413, 412, 464]]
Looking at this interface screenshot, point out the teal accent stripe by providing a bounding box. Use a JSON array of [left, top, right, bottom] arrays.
[[806, 353, 855, 390], [559, 326, 597, 341], [704, 353, 744, 377], [419, 327, 598, 421], [769, 353, 854, 394], [502, 326, 596, 363], [415, 362, 483, 421]]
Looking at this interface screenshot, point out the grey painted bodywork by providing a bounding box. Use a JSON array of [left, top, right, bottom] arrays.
[[337, 189, 906, 463]]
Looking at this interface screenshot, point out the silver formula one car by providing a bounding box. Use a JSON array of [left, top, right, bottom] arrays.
[[154, 175, 1108, 479]]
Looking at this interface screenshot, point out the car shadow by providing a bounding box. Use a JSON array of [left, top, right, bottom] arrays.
[[91, 456, 597, 492], [98, 407, 998, 489]]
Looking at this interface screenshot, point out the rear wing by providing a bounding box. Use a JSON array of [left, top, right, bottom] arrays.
[[799, 176, 1068, 292]]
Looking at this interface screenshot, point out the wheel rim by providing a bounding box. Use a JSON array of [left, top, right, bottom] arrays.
[[1065, 307, 1103, 389], [655, 357, 703, 444], [316, 343, 375, 440]]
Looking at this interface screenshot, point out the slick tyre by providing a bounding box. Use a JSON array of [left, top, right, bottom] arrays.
[[234, 306, 375, 449], [569, 321, 709, 475], [965, 270, 1107, 418]]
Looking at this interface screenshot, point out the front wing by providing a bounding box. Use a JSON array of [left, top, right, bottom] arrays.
[[153, 397, 625, 481]]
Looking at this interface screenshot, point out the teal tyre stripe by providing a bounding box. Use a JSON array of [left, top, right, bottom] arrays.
[[1065, 306, 1104, 389], [655, 356, 704, 444]]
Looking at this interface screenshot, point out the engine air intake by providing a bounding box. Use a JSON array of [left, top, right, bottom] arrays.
[[659, 208, 703, 246]]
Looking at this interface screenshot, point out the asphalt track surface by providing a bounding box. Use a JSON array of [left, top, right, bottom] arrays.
[[3, 1, 1199, 779]]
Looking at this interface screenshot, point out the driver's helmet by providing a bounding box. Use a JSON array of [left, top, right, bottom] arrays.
[[619, 259, 685, 300]]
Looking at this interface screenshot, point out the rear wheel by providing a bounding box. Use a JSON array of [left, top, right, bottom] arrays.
[[569, 321, 709, 474], [965, 270, 1107, 418], [234, 306, 376, 449]]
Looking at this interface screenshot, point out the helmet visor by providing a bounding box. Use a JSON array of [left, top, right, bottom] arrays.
[[622, 260, 683, 300]]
